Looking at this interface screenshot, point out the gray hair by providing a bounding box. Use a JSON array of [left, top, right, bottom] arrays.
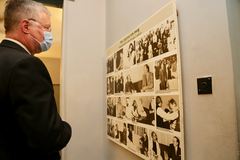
[[4, 0, 51, 33]]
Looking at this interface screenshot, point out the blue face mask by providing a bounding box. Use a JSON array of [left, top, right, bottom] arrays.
[[29, 31, 53, 52]]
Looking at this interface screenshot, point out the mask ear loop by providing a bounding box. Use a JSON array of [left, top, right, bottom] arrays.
[[28, 21, 42, 44], [28, 33, 41, 43]]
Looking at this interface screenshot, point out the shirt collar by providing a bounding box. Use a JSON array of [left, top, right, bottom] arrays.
[[4, 38, 31, 55]]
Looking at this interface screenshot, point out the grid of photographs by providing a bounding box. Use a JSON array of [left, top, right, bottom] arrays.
[[106, 1, 183, 160]]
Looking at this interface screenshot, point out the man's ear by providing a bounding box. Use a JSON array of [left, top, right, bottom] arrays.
[[20, 19, 30, 34]]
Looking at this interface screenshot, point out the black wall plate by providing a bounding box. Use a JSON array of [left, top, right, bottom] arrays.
[[197, 77, 212, 94]]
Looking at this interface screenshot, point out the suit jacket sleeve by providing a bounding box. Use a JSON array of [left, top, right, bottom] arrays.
[[9, 56, 71, 155]]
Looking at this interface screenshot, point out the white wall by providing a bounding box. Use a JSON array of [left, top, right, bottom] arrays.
[[61, 0, 106, 160], [106, 0, 239, 160], [61, 0, 239, 159], [225, 0, 240, 151], [177, 0, 238, 159]]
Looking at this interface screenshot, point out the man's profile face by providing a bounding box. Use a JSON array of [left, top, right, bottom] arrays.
[[127, 75, 131, 82], [169, 103, 178, 112], [170, 120, 177, 130], [156, 97, 161, 106], [173, 137, 178, 147], [173, 56, 176, 62], [152, 132, 157, 141], [29, 11, 52, 54], [126, 98, 130, 106]]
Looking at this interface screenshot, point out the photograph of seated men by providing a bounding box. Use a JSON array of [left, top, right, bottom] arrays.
[[124, 96, 155, 126], [156, 95, 180, 132], [107, 97, 116, 117], [149, 130, 181, 160], [124, 62, 154, 93], [154, 54, 178, 92]]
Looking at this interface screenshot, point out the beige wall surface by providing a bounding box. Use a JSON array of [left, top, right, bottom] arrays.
[[106, 0, 239, 160], [0, 0, 239, 159], [51, 0, 239, 159], [61, 0, 106, 160]]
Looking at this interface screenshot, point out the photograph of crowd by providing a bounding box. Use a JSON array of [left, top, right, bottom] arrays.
[[156, 95, 180, 132], [124, 62, 154, 93], [149, 130, 181, 160], [115, 48, 124, 72], [124, 41, 136, 69], [154, 54, 178, 92], [107, 97, 116, 117], [135, 18, 176, 64], [106, 54, 114, 74]]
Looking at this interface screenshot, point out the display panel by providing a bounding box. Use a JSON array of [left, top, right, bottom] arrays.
[[106, 1, 184, 159]]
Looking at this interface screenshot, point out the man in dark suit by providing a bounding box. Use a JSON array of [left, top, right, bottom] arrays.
[[168, 136, 181, 160], [0, 0, 72, 160]]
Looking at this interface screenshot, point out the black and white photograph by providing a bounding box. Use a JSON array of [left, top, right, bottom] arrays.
[[107, 118, 115, 138], [124, 41, 136, 69], [124, 74, 136, 94], [116, 97, 126, 119], [154, 54, 178, 92], [127, 124, 149, 157], [115, 48, 124, 72], [105, 1, 183, 159], [138, 128, 149, 158], [114, 120, 127, 146], [156, 95, 180, 132], [114, 72, 124, 94], [124, 62, 154, 93], [107, 76, 114, 95], [124, 96, 155, 126], [135, 17, 177, 64], [106, 54, 114, 74], [149, 130, 181, 160], [107, 97, 116, 117]]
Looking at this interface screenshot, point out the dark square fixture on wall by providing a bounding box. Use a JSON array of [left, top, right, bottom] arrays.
[[197, 77, 212, 95], [34, 0, 63, 8]]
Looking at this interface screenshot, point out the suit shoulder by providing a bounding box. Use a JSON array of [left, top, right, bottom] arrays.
[[0, 46, 42, 67]]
